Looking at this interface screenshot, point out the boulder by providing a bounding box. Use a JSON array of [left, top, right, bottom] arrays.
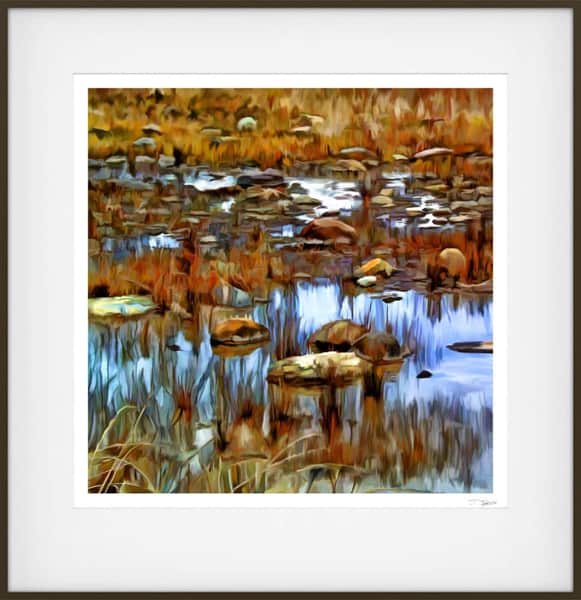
[[267, 351, 366, 387], [308, 320, 369, 353], [300, 217, 357, 242], [438, 248, 466, 277], [210, 318, 270, 347], [352, 332, 402, 363]]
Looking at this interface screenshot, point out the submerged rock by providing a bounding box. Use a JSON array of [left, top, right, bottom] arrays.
[[300, 217, 357, 242], [447, 341, 493, 354], [88, 295, 156, 318], [416, 369, 432, 379], [210, 318, 270, 347], [308, 320, 369, 353], [267, 351, 366, 387]]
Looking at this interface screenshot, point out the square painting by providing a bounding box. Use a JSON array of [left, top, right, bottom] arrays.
[[87, 87, 493, 495]]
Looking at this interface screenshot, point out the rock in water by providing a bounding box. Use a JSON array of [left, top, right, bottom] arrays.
[[288, 181, 309, 194], [88, 295, 156, 318], [353, 332, 402, 363], [300, 217, 357, 242], [267, 352, 367, 387], [381, 293, 402, 304], [237, 172, 285, 189], [338, 146, 376, 160], [354, 257, 396, 278], [308, 320, 369, 353], [210, 319, 270, 346], [447, 341, 493, 354], [413, 147, 453, 160], [416, 369, 432, 379], [438, 248, 466, 277], [356, 276, 377, 288]]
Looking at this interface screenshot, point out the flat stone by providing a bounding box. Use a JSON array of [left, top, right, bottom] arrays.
[[88, 295, 156, 318], [356, 275, 377, 288], [447, 341, 493, 354]]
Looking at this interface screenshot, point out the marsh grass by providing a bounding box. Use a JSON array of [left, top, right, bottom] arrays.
[[89, 88, 492, 172]]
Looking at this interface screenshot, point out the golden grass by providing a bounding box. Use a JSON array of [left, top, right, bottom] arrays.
[[89, 88, 493, 168]]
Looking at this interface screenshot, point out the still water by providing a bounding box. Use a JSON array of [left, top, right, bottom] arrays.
[[89, 280, 492, 493]]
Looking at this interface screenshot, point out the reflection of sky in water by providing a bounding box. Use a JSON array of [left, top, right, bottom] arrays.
[[101, 233, 181, 259], [89, 281, 492, 428], [287, 178, 363, 216], [184, 171, 237, 192]]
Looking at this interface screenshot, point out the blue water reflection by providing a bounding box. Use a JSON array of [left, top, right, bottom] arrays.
[[88, 280, 492, 491]]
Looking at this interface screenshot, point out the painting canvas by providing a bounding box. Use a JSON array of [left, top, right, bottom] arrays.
[[87, 86, 495, 496]]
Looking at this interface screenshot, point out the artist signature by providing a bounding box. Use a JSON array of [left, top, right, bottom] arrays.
[[468, 498, 498, 507]]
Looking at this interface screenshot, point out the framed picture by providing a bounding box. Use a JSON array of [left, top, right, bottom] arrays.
[[3, 1, 576, 596]]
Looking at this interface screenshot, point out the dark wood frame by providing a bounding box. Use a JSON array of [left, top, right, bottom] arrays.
[[0, 1, 577, 597]]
